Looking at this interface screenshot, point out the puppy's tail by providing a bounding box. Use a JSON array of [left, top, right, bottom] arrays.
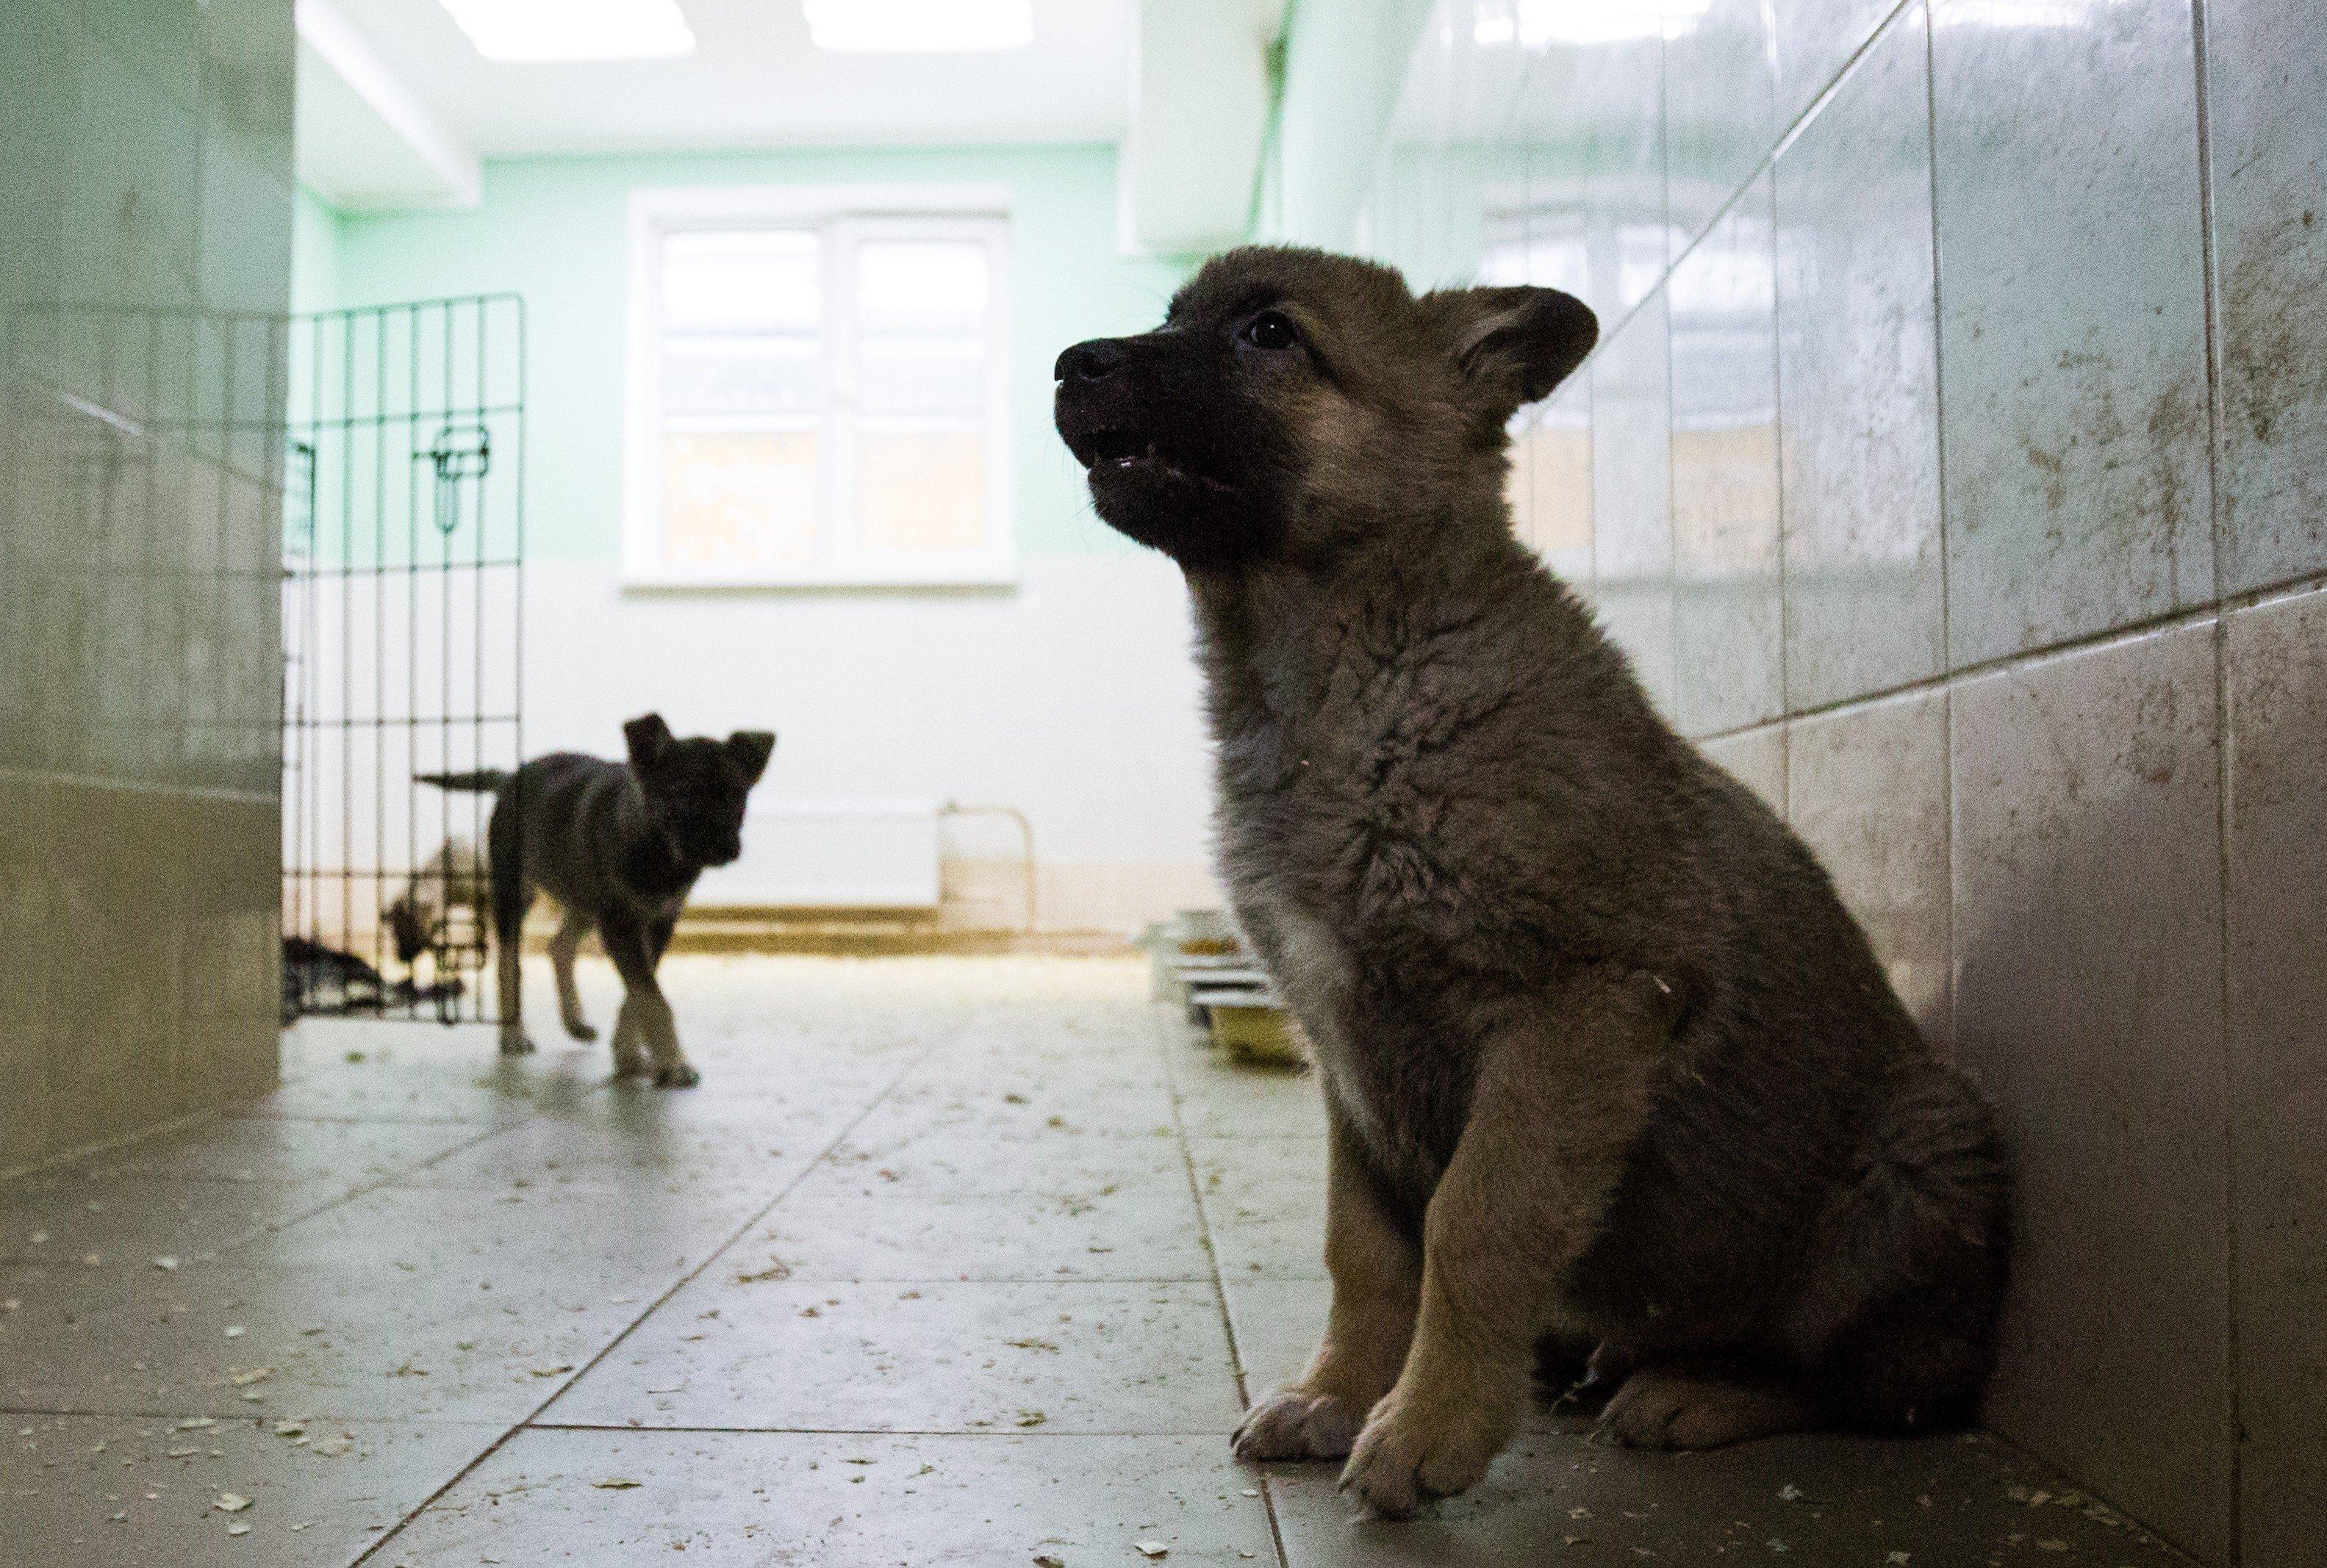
[[416, 769, 512, 794]]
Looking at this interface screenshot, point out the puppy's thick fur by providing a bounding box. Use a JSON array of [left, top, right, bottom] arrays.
[[1055, 248, 2007, 1517], [422, 714, 773, 1087]]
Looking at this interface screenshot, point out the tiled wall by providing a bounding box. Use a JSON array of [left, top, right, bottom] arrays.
[[0, 0, 293, 1170], [1350, 1, 2325, 1562]]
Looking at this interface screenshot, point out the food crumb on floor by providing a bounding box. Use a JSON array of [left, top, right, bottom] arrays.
[[0, 957, 2201, 1567]]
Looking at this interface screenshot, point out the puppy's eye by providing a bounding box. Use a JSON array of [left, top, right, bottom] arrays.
[[1240, 311, 1299, 351]]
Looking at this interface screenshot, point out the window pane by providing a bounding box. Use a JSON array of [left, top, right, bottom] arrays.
[[857, 429, 983, 554], [661, 335, 821, 417], [662, 230, 820, 334], [661, 431, 819, 567], [854, 240, 989, 422], [858, 337, 985, 416], [856, 240, 987, 334]]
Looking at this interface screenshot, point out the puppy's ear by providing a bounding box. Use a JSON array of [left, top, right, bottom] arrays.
[[726, 730, 775, 785], [623, 713, 675, 771], [1418, 286, 1598, 420]]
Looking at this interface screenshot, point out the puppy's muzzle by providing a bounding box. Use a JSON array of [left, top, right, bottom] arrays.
[[1054, 337, 1141, 470], [1055, 337, 1127, 385]]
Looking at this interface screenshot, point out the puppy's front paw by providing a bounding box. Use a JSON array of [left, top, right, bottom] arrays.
[[564, 1020, 598, 1043], [498, 1029, 537, 1057], [1338, 1384, 1507, 1520], [653, 1061, 701, 1089], [1232, 1384, 1369, 1463]]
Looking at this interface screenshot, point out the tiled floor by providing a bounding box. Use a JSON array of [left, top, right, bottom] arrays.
[[2, 957, 2193, 1566]]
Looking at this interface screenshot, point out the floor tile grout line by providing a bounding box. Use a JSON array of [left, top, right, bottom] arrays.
[[233, 1119, 553, 1251], [0, 1021, 605, 1190], [1, 1094, 587, 1282], [521, 1423, 1257, 1437], [345, 1037, 942, 1567], [603, 1276, 1227, 1286], [190, 1060, 623, 1270], [0, 1106, 228, 1187], [0, 1071, 612, 1442], [0, 1404, 511, 1428], [0, 1406, 1249, 1438], [1157, 1005, 1296, 1568], [1972, 1422, 2195, 1561]]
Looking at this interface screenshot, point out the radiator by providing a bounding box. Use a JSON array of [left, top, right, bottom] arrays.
[[689, 798, 943, 910]]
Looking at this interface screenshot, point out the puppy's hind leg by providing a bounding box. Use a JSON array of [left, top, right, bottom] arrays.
[[490, 863, 536, 1057], [1598, 1364, 1821, 1450], [548, 909, 598, 1042], [1784, 1060, 2009, 1434], [1603, 1062, 2007, 1450]]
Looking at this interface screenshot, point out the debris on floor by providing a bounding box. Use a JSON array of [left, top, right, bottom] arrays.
[[0, 957, 2195, 1567]]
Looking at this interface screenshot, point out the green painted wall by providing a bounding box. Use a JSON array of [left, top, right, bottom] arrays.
[[320, 144, 1188, 561], [290, 184, 340, 318]]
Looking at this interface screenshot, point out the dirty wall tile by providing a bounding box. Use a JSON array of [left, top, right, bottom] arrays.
[[1664, 0, 1779, 251], [2202, 0, 2327, 595], [1950, 622, 2231, 1561], [2222, 586, 2327, 1568], [1699, 724, 1788, 821], [1929, 0, 2213, 665], [1788, 688, 1951, 1046], [1671, 172, 1784, 737], [1515, 372, 1593, 582], [1588, 289, 1677, 715], [1775, 7, 1946, 709], [1773, 0, 1907, 132], [1577, 26, 1670, 319]]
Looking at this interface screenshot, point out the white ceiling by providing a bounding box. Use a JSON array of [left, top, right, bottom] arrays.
[[320, 0, 1139, 157]]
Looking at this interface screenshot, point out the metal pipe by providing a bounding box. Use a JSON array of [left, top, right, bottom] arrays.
[[938, 802, 1037, 935]]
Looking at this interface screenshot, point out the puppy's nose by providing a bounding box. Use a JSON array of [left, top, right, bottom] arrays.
[[1055, 338, 1127, 384]]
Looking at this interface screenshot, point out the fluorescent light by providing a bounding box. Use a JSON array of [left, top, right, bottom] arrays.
[[803, 0, 1032, 54], [435, 0, 695, 62]]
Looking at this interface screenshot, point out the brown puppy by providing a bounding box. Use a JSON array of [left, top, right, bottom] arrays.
[[1054, 248, 2007, 1517]]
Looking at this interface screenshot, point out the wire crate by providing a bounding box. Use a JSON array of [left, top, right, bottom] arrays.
[[281, 295, 524, 1024]]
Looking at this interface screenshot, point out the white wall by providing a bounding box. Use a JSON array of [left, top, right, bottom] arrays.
[[520, 553, 1219, 931]]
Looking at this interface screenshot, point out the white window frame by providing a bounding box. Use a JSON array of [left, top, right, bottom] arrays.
[[623, 183, 1016, 589]]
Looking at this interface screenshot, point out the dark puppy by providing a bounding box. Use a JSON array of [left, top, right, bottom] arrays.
[[422, 714, 774, 1087], [1055, 248, 2007, 1517]]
